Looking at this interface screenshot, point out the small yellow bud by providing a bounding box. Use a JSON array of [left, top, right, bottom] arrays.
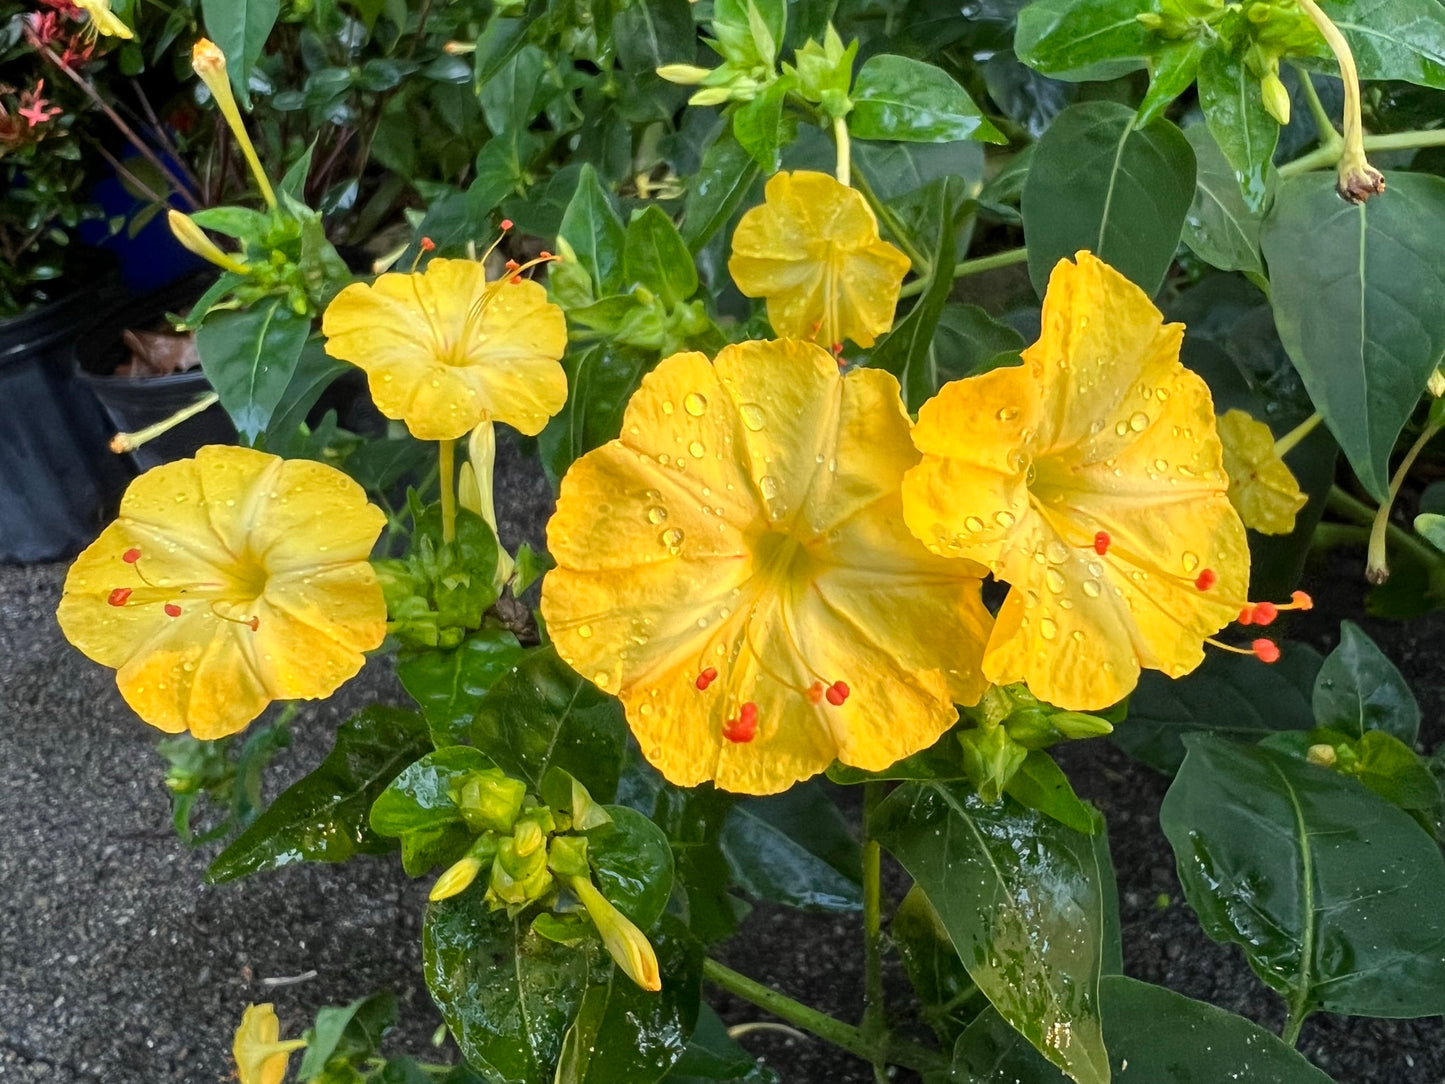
[[569, 876, 661, 992], [429, 855, 484, 901], [687, 85, 735, 107], [443, 41, 477, 55], [167, 211, 251, 275], [1306, 743, 1338, 768], [458, 421, 515, 590], [1428, 369, 1445, 398], [1260, 72, 1291, 126], [656, 63, 714, 85], [232, 1004, 307, 1084]]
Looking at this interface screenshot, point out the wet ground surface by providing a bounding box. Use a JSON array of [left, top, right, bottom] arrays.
[[2, 438, 1443, 1082]]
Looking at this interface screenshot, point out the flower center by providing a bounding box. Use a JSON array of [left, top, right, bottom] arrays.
[[749, 529, 820, 598]]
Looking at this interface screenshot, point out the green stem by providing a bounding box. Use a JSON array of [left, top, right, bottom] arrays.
[[834, 115, 852, 187], [1291, 64, 1343, 155], [1278, 129, 1445, 177], [1327, 485, 1440, 571], [897, 247, 1030, 299], [439, 439, 456, 545], [861, 783, 887, 1084], [1366, 423, 1440, 583], [853, 171, 931, 275], [702, 959, 945, 1075], [1273, 412, 1323, 459]]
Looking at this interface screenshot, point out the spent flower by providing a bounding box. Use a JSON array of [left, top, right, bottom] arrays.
[[1217, 408, 1309, 535], [232, 1004, 306, 1084]]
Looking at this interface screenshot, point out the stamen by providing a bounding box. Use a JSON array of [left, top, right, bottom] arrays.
[[1093, 531, 1111, 556], [108, 588, 132, 607], [1252, 639, 1280, 663], [164, 603, 182, 618], [208, 602, 260, 631], [420, 236, 436, 252], [1251, 601, 1279, 626], [807, 682, 825, 704], [1289, 590, 1313, 610], [695, 667, 718, 691], [1194, 569, 1217, 591], [825, 681, 850, 706], [723, 702, 759, 743], [123, 548, 142, 564], [1238, 605, 1255, 626], [500, 219, 513, 231]]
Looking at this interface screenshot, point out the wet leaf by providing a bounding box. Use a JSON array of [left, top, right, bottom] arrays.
[[196, 300, 311, 442], [539, 344, 657, 487], [370, 746, 494, 876], [625, 206, 698, 308], [662, 1004, 779, 1082], [397, 629, 528, 748], [1015, 0, 1154, 81], [1181, 125, 1266, 274], [893, 885, 981, 1047], [1312, 620, 1420, 744], [589, 805, 676, 928], [680, 129, 762, 252], [1197, 50, 1277, 212], [849, 55, 1005, 144], [559, 165, 627, 295], [720, 782, 863, 911]]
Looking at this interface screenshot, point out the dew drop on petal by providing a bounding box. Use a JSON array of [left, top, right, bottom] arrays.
[[1114, 420, 1130, 437], [689, 440, 705, 458], [1045, 539, 1069, 563], [661, 527, 685, 553], [1071, 630, 1085, 643], [662, 400, 675, 416], [1040, 617, 1058, 640], [646, 505, 667, 525], [1045, 568, 1066, 594], [996, 407, 1019, 422], [1082, 580, 1102, 598], [594, 671, 611, 688], [684, 392, 707, 416], [1129, 411, 1149, 432], [739, 404, 765, 431], [964, 515, 985, 533], [759, 475, 780, 500], [578, 625, 593, 638], [1181, 551, 1201, 573], [994, 510, 1016, 528]]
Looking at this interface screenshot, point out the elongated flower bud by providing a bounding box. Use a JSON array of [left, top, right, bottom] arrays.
[[458, 420, 516, 590], [192, 39, 276, 209], [167, 211, 250, 275], [568, 875, 662, 991]]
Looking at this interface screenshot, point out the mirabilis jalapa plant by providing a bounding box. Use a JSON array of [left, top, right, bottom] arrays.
[[53, 0, 1445, 1079]]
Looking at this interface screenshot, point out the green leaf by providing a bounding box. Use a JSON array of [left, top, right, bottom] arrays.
[[589, 805, 676, 928], [478, 44, 549, 138], [1197, 50, 1278, 212], [681, 129, 762, 252], [1260, 172, 1445, 498], [732, 76, 794, 173], [663, 1005, 778, 1083], [1162, 734, 1445, 1018], [624, 206, 698, 308], [261, 341, 347, 455], [893, 885, 980, 1048], [200, 0, 279, 108], [556, 917, 702, 1084], [538, 345, 657, 487], [397, 630, 528, 748], [644, 780, 746, 944], [278, 141, 315, 203], [938, 976, 1335, 1083], [932, 304, 1027, 379], [195, 301, 311, 442], [719, 783, 863, 911], [298, 992, 397, 1079], [370, 747, 494, 876], [1021, 101, 1196, 296], [559, 165, 627, 295], [854, 141, 987, 202], [1113, 644, 1322, 773], [1003, 750, 1098, 834], [1181, 124, 1267, 274], [206, 707, 430, 883], [1312, 620, 1420, 744], [849, 56, 1005, 144], [1350, 730, 1445, 836], [868, 177, 970, 411], [1330, 0, 1445, 87], [425, 897, 598, 1083], [469, 647, 629, 802], [873, 783, 1110, 1084], [1015, 0, 1154, 81], [712, 0, 786, 64], [1136, 40, 1207, 127]]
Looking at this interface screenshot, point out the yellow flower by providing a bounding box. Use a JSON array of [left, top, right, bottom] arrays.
[[75, 0, 133, 39], [902, 251, 1249, 711], [57, 446, 387, 739], [540, 339, 993, 795], [729, 171, 910, 349], [1217, 409, 1309, 535], [232, 1004, 307, 1084], [322, 258, 568, 441]]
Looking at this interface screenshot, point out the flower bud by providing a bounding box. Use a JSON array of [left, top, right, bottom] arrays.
[[232, 1003, 307, 1084], [547, 834, 591, 879], [957, 723, 1028, 803], [656, 63, 714, 85], [167, 211, 251, 275], [1260, 71, 1291, 126], [429, 854, 483, 901], [458, 421, 515, 591], [568, 875, 662, 991], [1306, 743, 1338, 768], [688, 85, 736, 107], [456, 769, 528, 835], [192, 39, 276, 209]]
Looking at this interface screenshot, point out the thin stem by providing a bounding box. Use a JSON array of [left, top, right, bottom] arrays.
[[702, 959, 946, 1075], [1291, 65, 1342, 154], [439, 439, 457, 545], [833, 115, 852, 187], [897, 246, 1029, 299], [861, 782, 887, 1084], [853, 171, 930, 275], [1278, 129, 1445, 178], [1367, 423, 1440, 583], [1273, 412, 1323, 459], [1327, 485, 1440, 571], [1294, 0, 1364, 153]]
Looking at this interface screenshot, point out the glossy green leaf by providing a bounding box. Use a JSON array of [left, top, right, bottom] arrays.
[[732, 76, 794, 172], [1136, 39, 1208, 127], [556, 917, 702, 1084], [589, 805, 676, 928], [1015, 0, 1154, 81], [1162, 734, 1445, 1018], [261, 341, 347, 455], [206, 707, 430, 883], [478, 44, 550, 137], [469, 646, 629, 802], [1021, 101, 1196, 296], [1003, 751, 1098, 835], [854, 141, 986, 202], [538, 344, 657, 487], [712, 0, 786, 64], [1313, 620, 1420, 744], [369, 746, 493, 876], [625, 206, 698, 308], [560, 165, 627, 295], [936, 976, 1335, 1083], [873, 782, 1111, 1084], [200, 0, 279, 108], [1197, 50, 1278, 212], [397, 629, 528, 748], [1113, 644, 1322, 773], [868, 178, 970, 410], [1181, 124, 1266, 274], [425, 897, 599, 1083], [719, 783, 863, 911], [644, 781, 745, 943], [893, 885, 981, 1047], [681, 129, 762, 252], [1331, 0, 1445, 87], [195, 300, 311, 442], [663, 1005, 778, 1083], [933, 304, 1027, 379], [849, 55, 1005, 144], [298, 992, 397, 1079]]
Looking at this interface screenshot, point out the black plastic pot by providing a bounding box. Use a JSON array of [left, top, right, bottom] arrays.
[[0, 286, 135, 564], [75, 275, 236, 473]]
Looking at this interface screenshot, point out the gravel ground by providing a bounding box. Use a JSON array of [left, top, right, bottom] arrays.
[[2, 438, 1443, 1082]]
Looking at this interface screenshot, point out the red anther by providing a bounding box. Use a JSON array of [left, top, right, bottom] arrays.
[[510, 275, 523, 284], [695, 667, 718, 691], [247, 617, 260, 631], [539, 250, 553, 259], [107, 588, 132, 607], [1093, 531, 1111, 556], [807, 681, 825, 705], [810, 321, 822, 335], [1238, 605, 1255, 626], [1290, 590, 1313, 610], [504, 259, 520, 271], [1252, 638, 1281, 664], [122, 548, 142, 564], [419, 237, 436, 252], [164, 603, 182, 618], [1251, 601, 1278, 626], [831, 342, 844, 357], [1194, 568, 1217, 591], [723, 704, 759, 743], [500, 219, 514, 231], [825, 681, 850, 706]]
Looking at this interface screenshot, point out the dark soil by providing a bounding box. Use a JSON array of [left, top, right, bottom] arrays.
[[2, 436, 1443, 1083]]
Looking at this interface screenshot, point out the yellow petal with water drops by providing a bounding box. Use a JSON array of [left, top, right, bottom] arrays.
[[904, 251, 1249, 711], [1217, 409, 1309, 535], [322, 259, 567, 440], [729, 171, 910, 348], [542, 339, 991, 794]]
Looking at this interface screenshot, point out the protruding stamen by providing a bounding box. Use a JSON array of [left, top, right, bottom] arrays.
[[1290, 590, 1313, 610], [723, 702, 759, 743], [209, 602, 260, 631], [107, 588, 132, 607], [695, 667, 718, 691], [122, 548, 142, 564], [1238, 606, 1255, 626], [164, 603, 182, 618], [825, 681, 850, 706], [420, 236, 436, 252], [1194, 569, 1217, 591], [1252, 639, 1280, 663], [807, 681, 825, 705], [500, 219, 514, 231], [1093, 531, 1111, 556], [1251, 601, 1279, 626]]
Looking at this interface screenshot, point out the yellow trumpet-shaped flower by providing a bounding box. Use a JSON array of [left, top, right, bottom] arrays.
[[57, 446, 388, 738], [1217, 409, 1309, 535], [192, 39, 275, 208], [540, 339, 993, 795], [232, 1004, 307, 1084], [729, 171, 910, 349], [75, 0, 133, 39], [902, 252, 1249, 711], [322, 258, 568, 441]]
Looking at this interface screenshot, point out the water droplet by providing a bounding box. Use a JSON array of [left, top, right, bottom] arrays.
[[1182, 551, 1201, 573], [1153, 458, 1169, 472], [661, 400, 675, 416], [1129, 411, 1149, 432], [996, 407, 1019, 422], [1082, 580, 1102, 598], [964, 515, 986, 533], [1155, 387, 1170, 401], [684, 392, 708, 416], [994, 510, 1016, 529], [1071, 630, 1084, 643], [578, 625, 593, 638], [646, 505, 667, 525], [759, 475, 780, 500], [658, 453, 671, 466], [1087, 560, 1104, 578], [1114, 420, 1130, 437], [697, 617, 709, 629], [639, 703, 653, 716], [1045, 568, 1066, 594], [688, 440, 705, 458], [1089, 418, 1106, 435], [739, 403, 766, 431], [594, 671, 611, 688], [1045, 539, 1069, 563], [661, 527, 685, 553], [1040, 617, 1058, 640]]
